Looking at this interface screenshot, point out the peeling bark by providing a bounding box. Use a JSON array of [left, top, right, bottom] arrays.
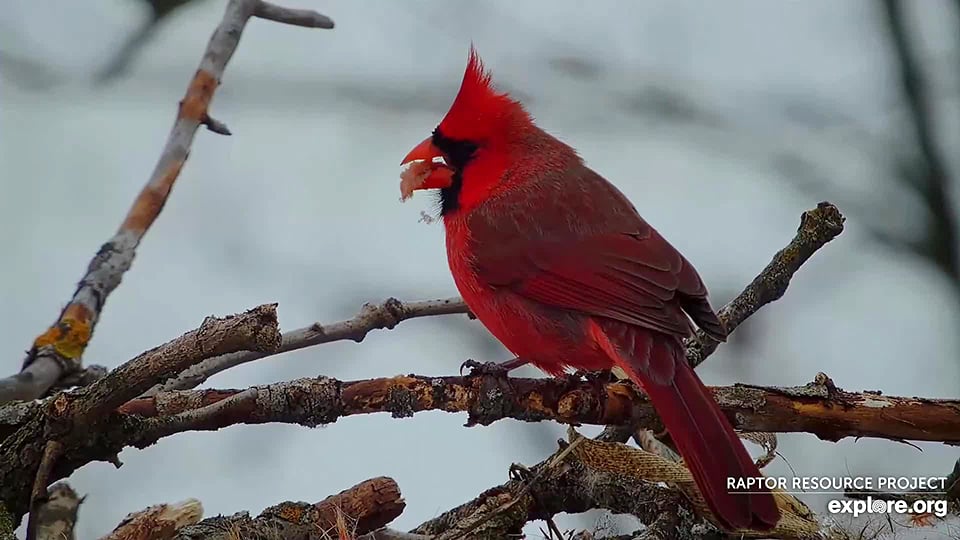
[[173, 477, 404, 540]]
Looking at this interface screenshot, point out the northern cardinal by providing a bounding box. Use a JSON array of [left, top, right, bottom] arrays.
[[400, 48, 780, 531]]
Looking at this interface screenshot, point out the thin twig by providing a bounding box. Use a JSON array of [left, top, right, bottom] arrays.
[[152, 297, 468, 394], [253, 1, 335, 28]]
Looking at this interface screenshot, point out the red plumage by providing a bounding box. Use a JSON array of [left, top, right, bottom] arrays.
[[401, 48, 780, 531]]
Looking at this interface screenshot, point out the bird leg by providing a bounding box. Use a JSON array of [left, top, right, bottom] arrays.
[[459, 356, 529, 377]]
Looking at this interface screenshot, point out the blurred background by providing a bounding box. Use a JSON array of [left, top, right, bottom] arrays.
[[1, 0, 959, 538]]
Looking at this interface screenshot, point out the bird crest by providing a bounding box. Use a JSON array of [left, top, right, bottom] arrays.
[[437, 46, 527, 142]]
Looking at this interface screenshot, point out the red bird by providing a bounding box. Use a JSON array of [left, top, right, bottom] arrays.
[[400, 49, 780, 531]]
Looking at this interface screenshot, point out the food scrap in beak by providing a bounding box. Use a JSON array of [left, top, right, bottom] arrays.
[[399, 137, 454, 201]]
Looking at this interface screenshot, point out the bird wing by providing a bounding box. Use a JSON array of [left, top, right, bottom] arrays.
[[467, 167, 725, 341]]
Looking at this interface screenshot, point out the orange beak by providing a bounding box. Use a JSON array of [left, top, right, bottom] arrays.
[[401, 137, 443, 165], [399, 136, 455, 199]]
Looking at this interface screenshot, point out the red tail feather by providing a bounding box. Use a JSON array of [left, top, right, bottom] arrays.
[[600, 324, 780, 531]]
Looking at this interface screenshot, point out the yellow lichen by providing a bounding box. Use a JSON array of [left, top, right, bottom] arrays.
[[274, 503, 306, 523], [32, 305, 92, 359]]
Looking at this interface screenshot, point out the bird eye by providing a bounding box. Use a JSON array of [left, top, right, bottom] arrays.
[[432, 129, 477, 170]]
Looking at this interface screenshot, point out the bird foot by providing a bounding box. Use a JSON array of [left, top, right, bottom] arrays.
[[460, 359, 509, 377], [460, 357, 529, 377]]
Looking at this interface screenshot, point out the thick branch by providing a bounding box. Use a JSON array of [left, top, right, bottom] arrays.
[[74, 304, 280, 425], [0, 0, 332, 406], [0, 305, 279, 523], [153, 297, 468, 394], [115, 372, 960, 445], [9, 372, 933, 529], [14, 374, 939, 526], [172, 477, 404, 539], [411, 429, 835, 540], [33, 482, 82, 540], [26, 441, 64, 540]]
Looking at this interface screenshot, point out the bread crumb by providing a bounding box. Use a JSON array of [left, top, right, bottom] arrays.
[[400, 160, 434, 201]]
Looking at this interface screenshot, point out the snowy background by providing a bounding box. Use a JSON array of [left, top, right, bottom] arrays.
[[1, 0, 959, 538]]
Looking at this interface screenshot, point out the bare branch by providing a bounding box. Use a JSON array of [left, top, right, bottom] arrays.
[[74, 305, 280, 425], [687, 201, 845, 366], [101, 499, 203, 540], [172, 477, 404, 539], [153, 296, 468, 394], [13, 376, 931, 528], [0, 305, 279, 523], [199, 114, 231, 136], [253, 1, 335, 28], [115, 372, 960, 445], [11, 372, 929, 527], [0, 0, 333, 406], [411, 428, 841, 539]]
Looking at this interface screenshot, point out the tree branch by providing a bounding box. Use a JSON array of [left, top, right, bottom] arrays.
[[113, 372, 960, 445], [253, 1, 335, 28], [0, 0, 332, 406], [410, 428, 841, 540], [73, 304, 280, 426], [171, 477, 404, 539], [101, 499, 203, 540], [26, 444, 65, 540], [0, 305, 279, 523], [12, 370, 934, 530], [33, 482, 84, 540], [153, 296, 468, 394]]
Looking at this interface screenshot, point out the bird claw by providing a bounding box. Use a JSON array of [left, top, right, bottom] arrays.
[[460, 359, 511, 377]]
